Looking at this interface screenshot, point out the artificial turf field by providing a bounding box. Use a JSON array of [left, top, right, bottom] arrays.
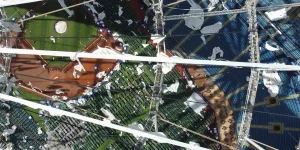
[[5, 0, 97, 67], [13, 88, 46, 131], [3, 0, 219, 149]]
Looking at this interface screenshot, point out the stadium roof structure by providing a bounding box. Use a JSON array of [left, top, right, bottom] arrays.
[[0, 0, 300, 150]]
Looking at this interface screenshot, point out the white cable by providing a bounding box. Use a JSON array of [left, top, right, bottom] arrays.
[[0, 0, 43, 7], [245, 137, 265, 150], [0, 94, 209, 150], [1, 48, 300, 71]]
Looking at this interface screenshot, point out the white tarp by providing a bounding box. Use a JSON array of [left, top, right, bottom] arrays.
[[136, 63, 144, 75], [151, 35, 165, 44], [265, 8, 289, 21], [265, 42, 280, 51], [73, 64, 84, 78], [262, 70, 283, 97], [186, 80, 196, 89], [163, 80, 180, 93], [101, 108, 116, 121], [37, 127, 43, 135], [185, 0, 204, 30], [184, 92, 207, 117]]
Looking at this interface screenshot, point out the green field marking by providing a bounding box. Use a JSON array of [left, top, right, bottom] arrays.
[[15, 88, 45, 131], [96, 139, 115, 150], [96, 107, 150, 150], [4, 4, 34, 21]]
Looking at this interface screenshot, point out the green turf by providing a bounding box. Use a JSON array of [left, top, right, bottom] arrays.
[[6, 0, 97, 68], [96, 109, 149, 150], [4, 4, 33, 21], [13, 88, 45, 131], [96, 139, 115, 150]]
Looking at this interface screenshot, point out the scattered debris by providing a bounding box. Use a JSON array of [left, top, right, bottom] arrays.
[[208, 47, 224, 60], [184, 0, 204, 30], [58, 0, 74, 18], [265, 8, 290, 21], [184, 92, 207, 118], [163, 80, 180, 93], [136, 63, 144, 75], [262, 69, 283, 97], [114, 20, 121, 24], [265, 41, 280, 51], [118, 6, 123, 16], [127, 19, 133, 26], [207, 0, 219, 11], [2, 125, 17, 141], [50, 36, 55, 43], [96, 71, 106, 78]]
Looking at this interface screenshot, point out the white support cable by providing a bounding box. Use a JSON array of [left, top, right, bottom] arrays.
[[248, 138, 278, 150], [245, 137, 265, 150], [0, 93, 209, 150], [1, 48, 300, 70], [0, 0, 43, 7]]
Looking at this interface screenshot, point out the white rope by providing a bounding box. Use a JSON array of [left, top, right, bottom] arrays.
[[1, 48, 300, 71], [0, 0, 44, 7]]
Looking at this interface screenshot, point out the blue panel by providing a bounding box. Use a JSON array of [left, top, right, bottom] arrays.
[[250, 127, 300, 150], [165, 1, 300, 149]]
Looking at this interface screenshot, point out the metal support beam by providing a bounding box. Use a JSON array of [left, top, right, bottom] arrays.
[[1, 48, 300, 70], [0, 0, 43, 7], [0, 94, 209, 150], [163, 2, 300, 21], [134, 0, 165, 149], [0, 8, 13, 94], [236, 0, 260, 149]]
